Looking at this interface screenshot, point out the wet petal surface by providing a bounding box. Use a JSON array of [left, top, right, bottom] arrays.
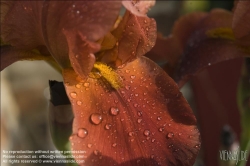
[[63, 57, 200, 166]]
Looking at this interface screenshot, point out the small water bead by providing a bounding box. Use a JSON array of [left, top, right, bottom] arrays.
[[75, 83, 81, 88], [137, 111, 142, 117], [77, 128, 88, 138], [125, 69, 130, 73], [143, 130, 150, 136], [130, 75, 136, 79], [178, 133, 182, 136], [168, 144, 174, 148], [157, 116, 162, 121], [84, 82, 90, 87], [112, 143, 117, 147], [77, 101, 82, 106], [151, 139, 156, 143], [137, 118, 142, 123], [110, 107, 119, 116], [94, 150, 100, 155], [128, 132, 134, 137], [105, 124, 111, 130], [134, 104, 138, 108], [158, 127, 164, 132], [75, 54, 79, 58], [135, 93, 139, 97], [70, 92, 77, 99], [143, 92, 147, 96], [90, 113, 103, 125], [87, 144, 92, 148], [125, 85, 131, 90], [167, 132, 174, 138]]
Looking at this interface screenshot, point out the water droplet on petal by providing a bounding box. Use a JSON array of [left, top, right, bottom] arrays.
[[137, 118, 142, 123], [134, 104, 138, 107], [178, 133, 182, 136], [128, 132, 134, 137], [157, 116, 162, 121], [143, 130, 150, 136], [105, 124, 111, 130], [77, 128, 88, 138], [130, 75, 136, 79], [110, 107, 119, 116], [77, 100, 82, 106], [84, 82, 90, 87], [94, 150, 99, 155], [112, 143, 117, 147], [151, 139, 155, 143], [75, 84, 81, 88], [167, 132, 174, 138], [125, 69, 130, 73], [90, 113, 103, 125], [137, 111, 142, 117], [70, 92, 77, 99], [158, 127, 164, 132], [75, 54, 79, 58], [125, 85, 130, 90], [87, 144, 92, 148]]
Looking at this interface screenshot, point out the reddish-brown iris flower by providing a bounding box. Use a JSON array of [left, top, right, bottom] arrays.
[[146, 7, 250, 88], [1, 1, 201, 165]]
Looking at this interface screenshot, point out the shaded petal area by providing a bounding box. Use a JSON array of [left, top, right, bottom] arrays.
[[63, 57, 200, 166], [42, 1, 122, 72], [1, 1, 44, 49], [145, 12, 208, 77], [145, 35, 182, 77], [232, 0, 250, 45], [0, 45, 51, 71], [99, 11, 156, 66], [175, 9, 250, 87]]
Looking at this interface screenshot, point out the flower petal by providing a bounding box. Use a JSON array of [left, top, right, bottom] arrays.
[[63, 57, 200, 166], [1, 1, 44, 49], [122, 0, 155, 17], [0, 45, 51, 71], [99, 11, 156, 66], [42, 1, 122, 69], [145, 34, 182, 77], [172, 9, 250, 87], [1, 1, 122, 72], [232, 0, 250, 43]]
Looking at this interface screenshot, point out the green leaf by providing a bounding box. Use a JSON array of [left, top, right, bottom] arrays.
[[237, 58, 250, 166]]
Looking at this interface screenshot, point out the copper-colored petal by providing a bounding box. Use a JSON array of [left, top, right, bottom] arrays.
[[100, 11, 156, 66], [232, 0, 250, 41], [1, 1, 44, 50], [63, 57, 200, 166], [63, 30, 100, 80], [122, 0, 155, 17], [172, 12, 208, 51], [145, 12, 208, 77], [144, 34, 181, 77], [174, 9, 250, 87], [42, 1, 122, 68]]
